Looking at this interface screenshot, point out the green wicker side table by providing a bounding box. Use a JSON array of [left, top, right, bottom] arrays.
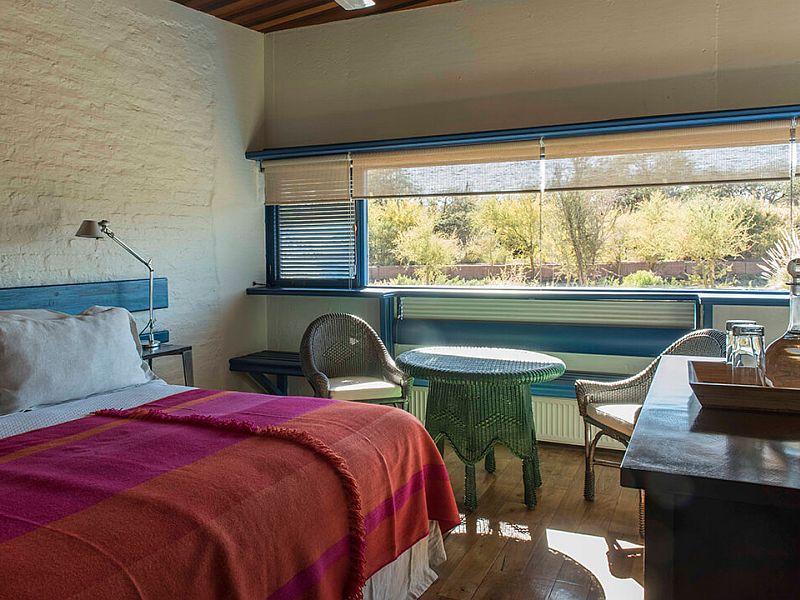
[[396, 346, 565, 511]]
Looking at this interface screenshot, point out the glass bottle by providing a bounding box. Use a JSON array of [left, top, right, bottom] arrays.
[[765, 259, 800, 388]]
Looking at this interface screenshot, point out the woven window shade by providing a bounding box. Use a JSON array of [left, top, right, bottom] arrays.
[[543, 120, 793, 190], [352, 142, 541, 198], [544, 121, 792, 158], [264, 155, 351, 205]]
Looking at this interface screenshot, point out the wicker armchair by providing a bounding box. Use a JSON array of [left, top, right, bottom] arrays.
[[575, 328, 725, 534], [300, 313, 411, 409]]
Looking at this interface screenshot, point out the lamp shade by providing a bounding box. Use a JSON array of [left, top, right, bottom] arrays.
[[75, 220, 104, 239]]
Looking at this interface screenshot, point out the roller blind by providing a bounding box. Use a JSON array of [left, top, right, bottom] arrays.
[[348, 120, 793, 197], [352, 141, 542, 198], [264, 155, 351, 205], [276, 202, 356, 281], [542, 120, 793, 190], [544, 121, 791, 158]]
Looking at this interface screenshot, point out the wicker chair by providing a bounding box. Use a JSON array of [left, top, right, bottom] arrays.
[[300, 313, 411, 409], [575, 328, 725, 535]]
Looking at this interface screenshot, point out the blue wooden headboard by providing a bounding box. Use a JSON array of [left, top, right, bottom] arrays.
[[0, 278, 169, 342]]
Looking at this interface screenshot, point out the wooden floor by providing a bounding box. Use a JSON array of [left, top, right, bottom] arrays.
[[421, 443, 644, 600]]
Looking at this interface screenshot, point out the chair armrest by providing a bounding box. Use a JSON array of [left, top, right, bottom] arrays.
[[305, 370, 331, 398], [575, 366, 656, 415], [575, 328, 724, 417], [380, 356, 414, 397]]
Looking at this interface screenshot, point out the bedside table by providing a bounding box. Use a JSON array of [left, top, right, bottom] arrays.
[[142, 343, 194, 386]]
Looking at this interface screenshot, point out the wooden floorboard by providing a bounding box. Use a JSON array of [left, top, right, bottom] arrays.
[[422, 443, 643, 600]]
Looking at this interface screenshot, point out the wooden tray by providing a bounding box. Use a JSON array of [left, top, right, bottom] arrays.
[[688, 360, 800, 414]]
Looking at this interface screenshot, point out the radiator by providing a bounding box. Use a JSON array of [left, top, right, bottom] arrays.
[[408, 386, 624, 450]]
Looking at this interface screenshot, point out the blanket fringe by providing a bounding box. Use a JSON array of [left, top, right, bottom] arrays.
[[95, 408, 366, 600]]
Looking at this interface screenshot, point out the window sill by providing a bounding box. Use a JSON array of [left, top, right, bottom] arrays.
[[246, 284, 789, 305]]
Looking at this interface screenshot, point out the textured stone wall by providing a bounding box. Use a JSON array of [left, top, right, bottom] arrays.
[[0, 0, 267, 388]]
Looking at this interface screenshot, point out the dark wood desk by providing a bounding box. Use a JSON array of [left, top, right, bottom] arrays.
[[621, 355, 800, 600], [228, 351, 302, 395]]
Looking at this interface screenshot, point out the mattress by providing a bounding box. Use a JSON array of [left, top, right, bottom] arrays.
[[0, 381, 447, 599]]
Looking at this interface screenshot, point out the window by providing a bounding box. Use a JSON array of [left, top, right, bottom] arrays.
[[264, 155, 357, 287], [361, 120, 797, 289], [259, 112, 798, 291]]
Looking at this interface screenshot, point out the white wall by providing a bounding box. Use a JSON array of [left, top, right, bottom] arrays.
[[0, 0, 267, 388], [263, 0, 800, 147], [266, 296, 381, 395], [713, 305, 789, 345]]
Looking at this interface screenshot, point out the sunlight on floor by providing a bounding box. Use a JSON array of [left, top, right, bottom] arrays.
[[450, 513, 534, 541], [546, 529, 643, 600], [448, 514, 642, 598]]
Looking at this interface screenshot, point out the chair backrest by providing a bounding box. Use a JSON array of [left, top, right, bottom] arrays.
[[300, 313, 388, 380], [662, 328, 726, 359]]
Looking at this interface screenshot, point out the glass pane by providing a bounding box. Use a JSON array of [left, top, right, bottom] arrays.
[[367, 181, 794, 289], [368, 195, 541, 287]]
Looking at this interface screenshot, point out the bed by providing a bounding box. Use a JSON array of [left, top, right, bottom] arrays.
[[0, 302, 460, 600]]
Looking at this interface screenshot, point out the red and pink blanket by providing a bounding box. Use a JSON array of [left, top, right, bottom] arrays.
[[0, 389, 460, 599]]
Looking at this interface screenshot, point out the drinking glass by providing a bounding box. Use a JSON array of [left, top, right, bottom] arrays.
[[730, 323, 766, 374], [725, 319, 757, 365]]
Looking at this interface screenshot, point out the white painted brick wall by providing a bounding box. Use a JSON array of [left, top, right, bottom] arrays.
[[0, 0, 267, 389]]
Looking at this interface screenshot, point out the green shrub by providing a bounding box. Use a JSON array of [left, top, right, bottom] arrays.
[[621, 270, 666, 288]]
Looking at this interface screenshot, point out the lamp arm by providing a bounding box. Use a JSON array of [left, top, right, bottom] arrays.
[[100, 223, 159, 350], [104, 232, 154, 272]]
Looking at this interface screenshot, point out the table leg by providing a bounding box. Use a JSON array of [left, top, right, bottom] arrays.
[[465, 463, 477, 512], [249, 373, 282, 395], [522, 457, 538, 508], [181, 350, 194, 387], [531, 430, 542, 488], [484, 447, 496, 473], [276, 374, 288, 395]]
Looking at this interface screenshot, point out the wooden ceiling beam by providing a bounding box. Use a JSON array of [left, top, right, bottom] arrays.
[[170, 0, 463, 33], [252, 2, 340, 31], [209, 0, 275, 18], [179, 0, 229, 10], [262, 0, 456, 32], [228, 0, 329, 27]]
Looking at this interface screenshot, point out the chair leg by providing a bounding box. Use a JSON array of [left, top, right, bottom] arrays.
[[584, 424, 603, 501]]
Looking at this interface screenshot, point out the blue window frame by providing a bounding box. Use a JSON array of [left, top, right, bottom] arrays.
[[266, 201, 368, 288]]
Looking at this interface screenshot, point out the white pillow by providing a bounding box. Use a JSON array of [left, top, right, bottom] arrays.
[[0, 307, 150, 415], [0, 309, 65, 320], [0, 306, 155, 380]]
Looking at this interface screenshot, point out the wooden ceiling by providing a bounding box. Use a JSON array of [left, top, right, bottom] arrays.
[[172, 0, 460, 33]]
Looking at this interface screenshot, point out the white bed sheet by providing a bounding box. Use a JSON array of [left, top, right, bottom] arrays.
[[0, 379, 190, 439], [0, 380, 447, 598]]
